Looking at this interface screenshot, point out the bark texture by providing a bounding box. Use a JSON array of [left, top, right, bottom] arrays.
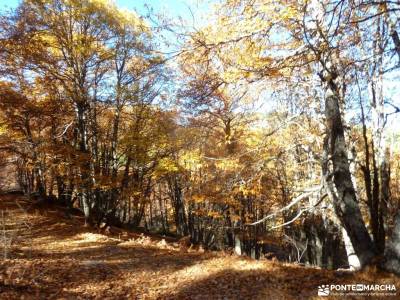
[[321, 69, 376, 267]]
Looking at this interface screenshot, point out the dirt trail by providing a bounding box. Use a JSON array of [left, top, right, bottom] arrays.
[[0, 194, 398, 299]]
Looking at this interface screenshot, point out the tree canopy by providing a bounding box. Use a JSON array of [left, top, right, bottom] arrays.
[[0, 0, 399, 275]]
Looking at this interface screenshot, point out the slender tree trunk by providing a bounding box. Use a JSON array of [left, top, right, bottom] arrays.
[[76, 104, 91, 224]]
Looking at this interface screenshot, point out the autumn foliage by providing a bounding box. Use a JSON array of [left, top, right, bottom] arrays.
[[0, 0, 400, 287]]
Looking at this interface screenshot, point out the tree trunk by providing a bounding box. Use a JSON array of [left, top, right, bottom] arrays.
[[169, 175, 188, 236], [342, 227, 361, 270], [234, 234, 242, 256], [76, 104, 91, 224], [321, 69, 376, 267], [383, 212, 400, 275]]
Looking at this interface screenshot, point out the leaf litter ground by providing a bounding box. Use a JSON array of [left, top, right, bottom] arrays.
[[0, 194, 398, 299]]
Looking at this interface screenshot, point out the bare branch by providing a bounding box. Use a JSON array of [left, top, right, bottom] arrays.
[[247, 186, 322, 226]]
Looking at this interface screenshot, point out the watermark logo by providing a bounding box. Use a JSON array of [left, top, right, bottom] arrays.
[[317, 283, 397, 297], [318, 285, 330, 296]]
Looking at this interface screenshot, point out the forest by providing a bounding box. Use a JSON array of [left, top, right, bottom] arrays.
[[0, 0, 400, 298]]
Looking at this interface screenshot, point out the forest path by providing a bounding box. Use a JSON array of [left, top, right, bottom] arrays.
[[0, 194, 398, 300]]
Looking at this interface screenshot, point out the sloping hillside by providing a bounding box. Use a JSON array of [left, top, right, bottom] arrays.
[[0, 194, 398, 299]]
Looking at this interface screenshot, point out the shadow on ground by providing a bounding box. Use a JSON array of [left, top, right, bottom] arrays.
[[1, 194, 399, 300]]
